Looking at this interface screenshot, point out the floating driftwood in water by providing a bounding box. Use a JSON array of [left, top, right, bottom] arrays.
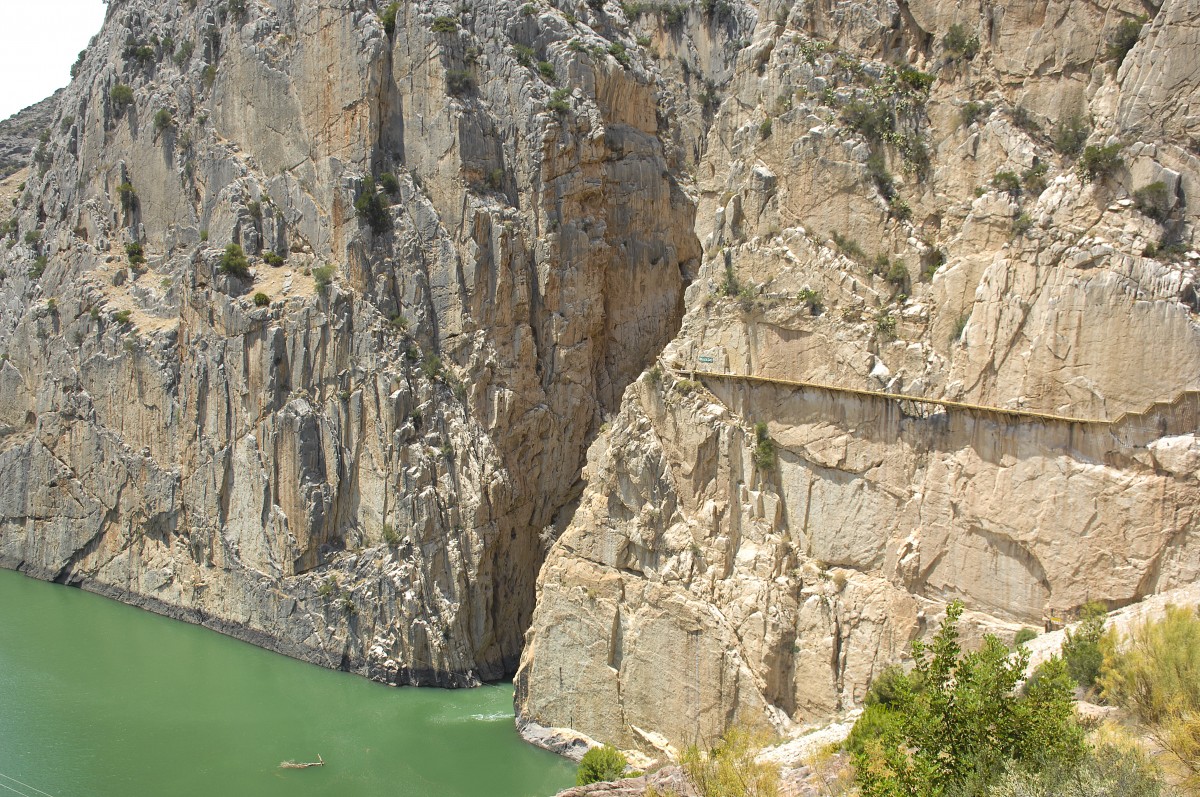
[[280, 754, 324, 769]]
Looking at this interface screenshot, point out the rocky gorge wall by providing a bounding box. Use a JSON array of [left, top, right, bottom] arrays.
[[0, 0, 703, 684], [2, 0, 1200, 769], [515, 0, 1200, 757]]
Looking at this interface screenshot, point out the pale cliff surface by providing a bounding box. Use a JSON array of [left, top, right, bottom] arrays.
[[0, 0, 700, 684], [517, 0, 1200, 757], [2, 0, 1199, 769]]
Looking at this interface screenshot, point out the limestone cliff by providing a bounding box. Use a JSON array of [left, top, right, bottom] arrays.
[[0, 0, 699, 684], [517, 0, 1200, 753], [3, 0, 1199, 764]]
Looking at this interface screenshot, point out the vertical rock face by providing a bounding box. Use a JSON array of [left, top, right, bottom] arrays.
[[0, 0, 700, 683], [518, 0, 1200, 752], [5, 0, 1200, 761]]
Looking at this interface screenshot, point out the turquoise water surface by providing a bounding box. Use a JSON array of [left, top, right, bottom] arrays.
[[0, 569, 574, 797]]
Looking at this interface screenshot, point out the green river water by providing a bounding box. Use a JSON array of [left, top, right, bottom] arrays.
[[0, 569, 575, 797]]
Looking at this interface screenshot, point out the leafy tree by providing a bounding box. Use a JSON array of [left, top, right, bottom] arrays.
[[354, 175, 389, 234], [943, 24, 980, 61], [219, 243, 250, 277], [1062, 601, 1107, 689], [379, 3, 399, 35], [753, 422, 776, 471], [110, 84, 134, 114], [1077, 144, 1124, 183], [312, 265, 335, 290], [1106, 17, 1144, 68], [125, 241, 146, 267], [850, 601, 1084, 797], [576, 744, 627, 786]]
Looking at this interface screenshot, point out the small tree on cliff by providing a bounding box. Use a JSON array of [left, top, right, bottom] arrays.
[[850, 601, 1084, 797]]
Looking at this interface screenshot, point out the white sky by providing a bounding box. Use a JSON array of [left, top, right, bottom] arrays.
[[0, 0, 108, 121]]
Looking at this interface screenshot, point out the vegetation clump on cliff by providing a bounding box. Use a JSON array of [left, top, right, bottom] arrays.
[[576, 744, 627, 786], [848, 601, 1084, 796]]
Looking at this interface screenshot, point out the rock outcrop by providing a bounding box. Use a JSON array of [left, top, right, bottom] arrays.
[[0, 92, 62, 180], [0, 0, 700, 684], [517, 0, 1200, 754]]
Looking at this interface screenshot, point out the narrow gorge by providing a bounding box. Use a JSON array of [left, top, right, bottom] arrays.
[[2, 0, 1199, 781]]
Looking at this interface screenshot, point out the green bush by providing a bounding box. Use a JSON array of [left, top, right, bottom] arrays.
[[253, 292, 270, 307], [607, 41, 630, 67], [888, 196, 912, 224], [950, 313, 968, 343], [313, 265, 335, 290], [378, 172, 400, 195], [1100, 604, 1200, 726], [576, 744, 627, 786], [987, 741, 1166, 797], [1077, 143, 1124, 183], [1133, 181, 1171, 222], [113, 309, 133, 324], [263, 251, 285, 266], [842, 99, 893, 143], [758, 118, 773, 139], [845, 701, 902, 757], [431, 15, 459, 33], [961, 100, 991, 127], [830, 231, 865, 262], [28, 255, 48, 279], [1106, 17, 1144, 68], [547, 87, 571, 114], [864, 664, 913, 709], [797, 288, 822, 313], [537, 60, 556, 81], [993, 171, 1022, 194], [219, 243, 250, 278], [125, 241, 146, 267], [753, 421, 776, 471], [116, 182, 138, 212], [1012, 212, 1033, 236], [1014, 628, 1038, 646], [380, 3, 399, 35], [1053, 115, 1090, 157], [1022, 162, 1049, 195], [174, 40, 195, 67], [153, 108, 173, 132], [382, 524, 402, 546], [885, 259, 909, 288], [421, 354, 443, 380], [354, 175, 390, 233], [110, 84, 134, 114], [943, 23, 980, 61], [513, 43, 535, 67], [1062, 601, 1107, 689], [849, 601, 1084, 797], [446, 68, 475, 96], [1012, 105, 1040, 134]]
